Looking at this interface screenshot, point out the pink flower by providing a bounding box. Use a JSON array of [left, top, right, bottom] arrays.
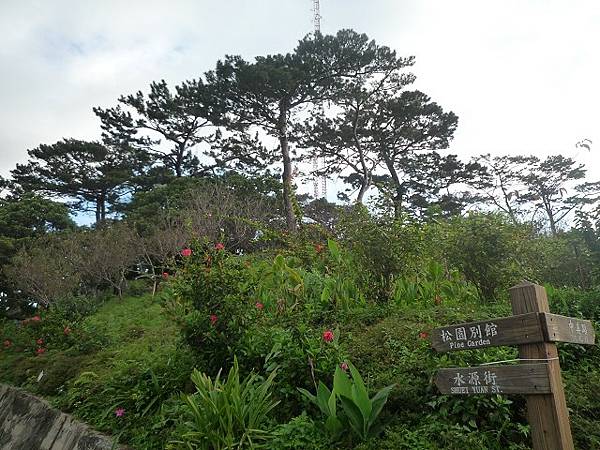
[[419, 331, 429, 340], [36, 348, 46, 355], [64, 326, 71, 336], [32, 316, 41, 322], [255, 302, 264, 310], [3, 340, 11, 348], [215, 242, 225, 251], [210, 314, 218, 326], [162, 272, 169, 280], [36, 338, 44, 345], [181, 248, 192, 257], [340, 362, 349, 372], [115, 408, 125, 417], [322, 330, 334, 343]]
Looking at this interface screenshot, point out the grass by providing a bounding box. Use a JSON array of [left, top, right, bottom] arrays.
[[0, 294, 181, 398]]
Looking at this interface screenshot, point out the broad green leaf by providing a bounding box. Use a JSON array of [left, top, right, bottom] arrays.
[[348, 363, 371, 418], [333, 366, 352, 399], [316, 382, 333, 415], [368, 384, 395, 428], [339, 395, 366, 440], [327, 239, 340, 260]]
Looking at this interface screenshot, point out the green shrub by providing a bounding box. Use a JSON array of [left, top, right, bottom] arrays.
[[168, 241, 254, 373], [336, 208, 426, 299], [439, 213, 535, 301], [55, 348, 194, 449], [392, 260, 477, 306], [173, 357, 279, 450], [238, 321, 343, 421], [271, 413, 331, 450], [299, 362, 394, 444]]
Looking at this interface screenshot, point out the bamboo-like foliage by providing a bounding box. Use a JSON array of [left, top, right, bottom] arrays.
[[176, 358, 279, 449]]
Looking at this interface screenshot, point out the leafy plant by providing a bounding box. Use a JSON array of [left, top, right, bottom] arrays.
[[175, 357, 279, 449], [392, 261, 476, 306], [299, 362, 395, 442], [271, 413, 331, 450], [334, 362, 395, 441], [298, 380, 344, 439], [254, 254, 304, 310]]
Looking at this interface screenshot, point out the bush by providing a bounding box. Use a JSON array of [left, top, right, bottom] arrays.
[[172, 357, 279, 450], [336, 208, 427, 299], [271, 413, 331, 450], [438, 213, 535, 301], [299, 362, 395, 444], [168, 242, 254, 373]]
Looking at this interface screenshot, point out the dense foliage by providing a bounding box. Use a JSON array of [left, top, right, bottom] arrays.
[[2, 27, 600, 450], [2, 212, 600, 448]]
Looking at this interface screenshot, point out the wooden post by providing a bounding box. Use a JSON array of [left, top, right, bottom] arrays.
[[509, 281, 574, 450]]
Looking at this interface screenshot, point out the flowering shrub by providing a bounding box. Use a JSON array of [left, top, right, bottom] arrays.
[[168, 240, 255, 373]]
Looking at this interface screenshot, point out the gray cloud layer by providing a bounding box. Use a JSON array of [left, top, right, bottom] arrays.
[[1, 0, 599, 183]]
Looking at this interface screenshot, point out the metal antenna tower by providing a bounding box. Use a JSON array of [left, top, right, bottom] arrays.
[[311, 0, 328, 199], [313, 0, 321, 33]]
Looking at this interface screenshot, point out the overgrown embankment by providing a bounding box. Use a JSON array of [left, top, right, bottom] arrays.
[[0, 383, 121, 449]]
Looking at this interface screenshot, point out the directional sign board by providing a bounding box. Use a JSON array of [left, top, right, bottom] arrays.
[[431, 312, 544, 352], [431, 312, 595, 352], [542, 313, 595, 346], [432, 282, 595, 450], [435, 364, 551, 395]]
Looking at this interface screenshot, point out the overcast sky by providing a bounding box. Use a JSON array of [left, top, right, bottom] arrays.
[[1, 0, 599, 193]]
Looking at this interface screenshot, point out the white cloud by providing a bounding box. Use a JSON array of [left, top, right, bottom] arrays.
[[1, 0, 599, 188]]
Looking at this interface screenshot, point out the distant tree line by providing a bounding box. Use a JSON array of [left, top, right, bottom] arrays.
[[2, 29, 600, 314]]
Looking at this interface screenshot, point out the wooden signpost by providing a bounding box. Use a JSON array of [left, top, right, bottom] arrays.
[[432, 281, 596, 450]]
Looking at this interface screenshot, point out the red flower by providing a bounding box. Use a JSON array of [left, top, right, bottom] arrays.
[[64, 326, 71, 335], [339, 362, 349, 372], [36, 348, 46, 355], [210, 314, 218, 326], [419, 331, 429, 340], [32, 316, 41, 322], [162, 272, 169, 280], [181, 248, 192, 257], [315, 244, 325, 254], [3, 340, 11, 348], [215, 242, 225, 251], [322, 330, 334, 343], [255, 302, 264, 310], [36, 338, 44, 345]]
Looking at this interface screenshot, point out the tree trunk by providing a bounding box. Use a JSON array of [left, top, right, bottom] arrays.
[[175, 142, 185, 177], [356, 177, 370, 204], [95, 201, 101, 225], [100, 192, 106, 222], [152, 278, 158, 297], [352, 110, 370, 205], [95, 192, 107, 226], [381, 150, 404, 218], [543, 198, 558, 236], [549, 216, 558, 236], [279, 102, 297, 231], [393, 192, 403, 219]]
